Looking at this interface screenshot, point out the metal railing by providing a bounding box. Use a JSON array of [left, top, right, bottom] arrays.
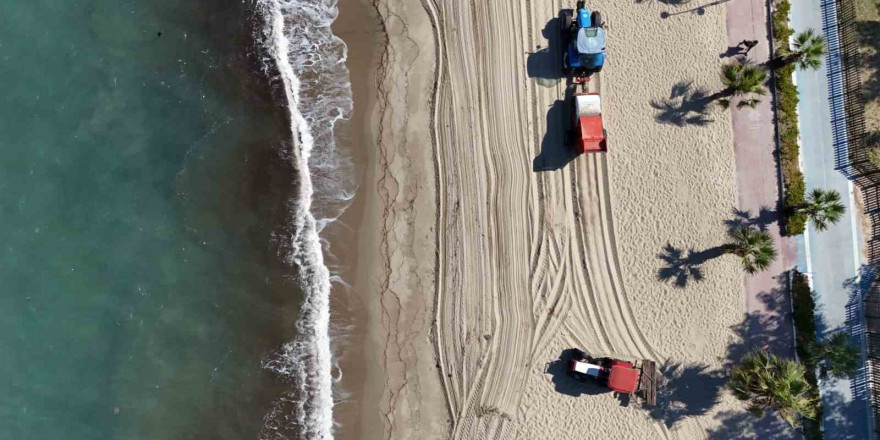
[[827, 0, 880, 434]]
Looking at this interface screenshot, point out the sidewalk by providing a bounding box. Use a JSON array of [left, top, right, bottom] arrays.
[[725, 0, 800, 436], [726, 0, 795, 359]]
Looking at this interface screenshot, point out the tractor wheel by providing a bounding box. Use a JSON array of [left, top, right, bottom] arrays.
[[591, 11, 604, 28], [560, 9, 573, 34]]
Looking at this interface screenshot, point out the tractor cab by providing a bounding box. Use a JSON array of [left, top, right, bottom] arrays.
[[561, 1, 605, 80], [572, 27, 606, 70]]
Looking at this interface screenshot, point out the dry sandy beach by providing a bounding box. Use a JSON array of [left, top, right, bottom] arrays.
[[335, 0, 795, 438]]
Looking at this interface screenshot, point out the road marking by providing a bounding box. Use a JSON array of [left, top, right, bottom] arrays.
[[848, 180, 862, 271], [804, 225, 814, 288]]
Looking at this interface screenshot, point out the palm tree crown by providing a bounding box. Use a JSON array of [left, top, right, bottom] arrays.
[[718, 60, 767, 109], [808, 331, 859, 379], [730, 350, 819, 427], [786, 28, 827, 70], [726, 225, 776, 274], [798, 188, 845, 231]]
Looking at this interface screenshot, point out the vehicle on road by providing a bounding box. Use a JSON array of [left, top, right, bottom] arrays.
[[560, 1, 606, 84], [568, 349, 657, 405]]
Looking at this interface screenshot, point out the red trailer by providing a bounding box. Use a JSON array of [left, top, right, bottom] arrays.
[[572, 91, 607, 154], [568, 351, 657, 405]]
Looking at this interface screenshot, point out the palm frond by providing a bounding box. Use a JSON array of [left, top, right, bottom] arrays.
[[792, 28, 827, 71], [730, 350, 819, 427], [802, 188, 845, 231], [728, 225, 776, 274]]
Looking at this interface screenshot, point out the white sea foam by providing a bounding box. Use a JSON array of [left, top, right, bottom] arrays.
[[255, 0, 353, 438]]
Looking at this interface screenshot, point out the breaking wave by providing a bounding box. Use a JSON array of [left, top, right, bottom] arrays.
[[255, 0, 353, 438]]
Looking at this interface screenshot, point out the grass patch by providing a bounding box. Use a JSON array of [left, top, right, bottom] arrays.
[[791, 271, 823, 440], [855, 0, 879, 21], [772, 0, 808, 235]]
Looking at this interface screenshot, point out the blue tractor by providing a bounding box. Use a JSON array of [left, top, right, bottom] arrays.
[[560, 1, 605, 82]]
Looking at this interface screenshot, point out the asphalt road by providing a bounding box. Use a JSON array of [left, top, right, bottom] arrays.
[[789, 0, 871, 437]]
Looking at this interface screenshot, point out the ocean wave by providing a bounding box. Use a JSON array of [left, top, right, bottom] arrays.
[[255, 0, 354, 438]]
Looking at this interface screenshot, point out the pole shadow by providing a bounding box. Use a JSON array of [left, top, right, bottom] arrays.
[[635, 0, 692, 5], [660, 0, 732, 18]]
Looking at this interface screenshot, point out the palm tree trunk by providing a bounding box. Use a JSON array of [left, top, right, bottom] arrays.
[[766, 53, 800, 71], [708, 87, 735, 102]]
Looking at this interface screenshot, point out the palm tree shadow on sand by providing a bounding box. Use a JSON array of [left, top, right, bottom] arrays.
[[650, 80, 714, 127], [656, 243, 727, 287], [658, 207, 779, 287], [649, 362, 726, 427]]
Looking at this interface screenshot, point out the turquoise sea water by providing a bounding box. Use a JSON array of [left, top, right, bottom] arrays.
[[1, 1, 308, 438]]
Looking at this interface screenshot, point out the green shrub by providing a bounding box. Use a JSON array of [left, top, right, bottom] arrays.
[[773, 0, 794, 42], [772, 4, 807, 236], [790, 271, 823, 440], [791, 272, 817, 363], [784, 172, 808, 235]]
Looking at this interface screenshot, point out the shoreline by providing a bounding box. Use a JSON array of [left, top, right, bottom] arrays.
[[331, 0, 447, 438], [324, 0, 381, 437]]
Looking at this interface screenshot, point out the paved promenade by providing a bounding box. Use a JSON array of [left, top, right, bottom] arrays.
[[726, 0, 795, 357], [725, 0, 799, 436]]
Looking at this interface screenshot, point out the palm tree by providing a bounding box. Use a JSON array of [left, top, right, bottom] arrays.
[[713, 60, 767, 109], [725, 225, 776, 274], [793, 188, 846, 231], [730, 350, 819, 427], [772, 28, 827, 70], [808, 331, 859, 379]]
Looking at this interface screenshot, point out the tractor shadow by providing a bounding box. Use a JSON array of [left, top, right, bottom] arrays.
[[650, 80, 714, 126], [648, 362, 726, 427], [527, 17, 564, 87], [545, 348, 614, 398], [533, 89, 579, 172]]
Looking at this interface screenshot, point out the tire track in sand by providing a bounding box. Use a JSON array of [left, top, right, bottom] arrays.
[[423, 0, 665, 437]]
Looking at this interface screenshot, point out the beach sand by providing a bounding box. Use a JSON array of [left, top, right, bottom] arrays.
[[336, 0, 783, 438]]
